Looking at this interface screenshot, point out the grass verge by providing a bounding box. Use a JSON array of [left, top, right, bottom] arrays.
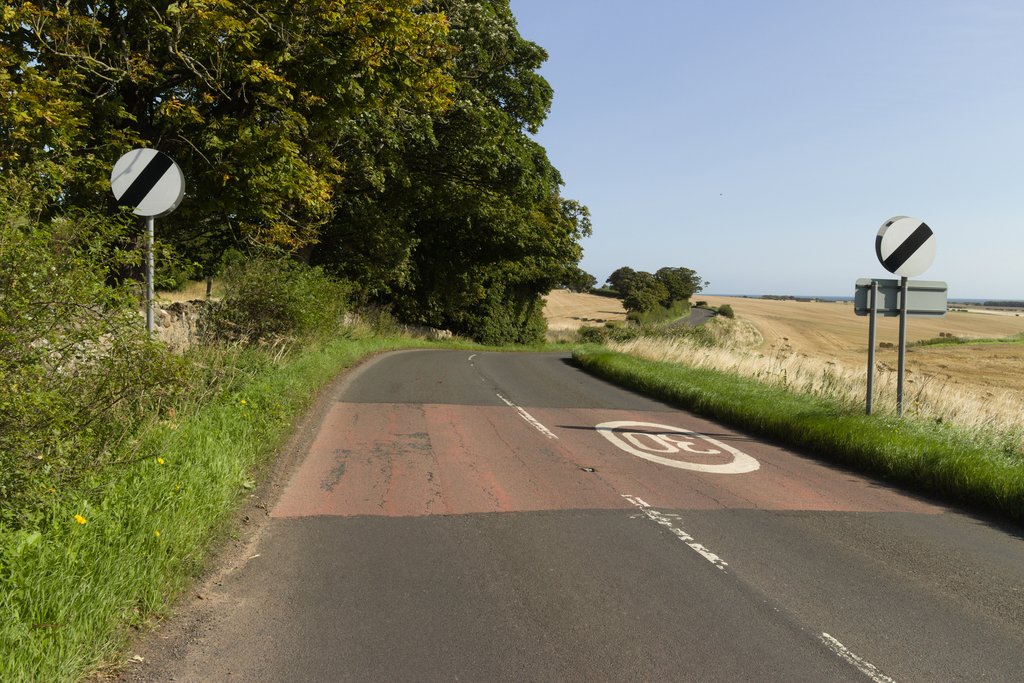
[[0, 334, 430, 682], [573, 347, 1024, 525]]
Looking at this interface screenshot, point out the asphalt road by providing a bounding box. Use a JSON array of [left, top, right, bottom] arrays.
[[671, 306, 717, 328], [128, 350, 1024, 682]]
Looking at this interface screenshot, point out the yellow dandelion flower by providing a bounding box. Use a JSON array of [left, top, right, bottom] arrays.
[[157, 457, 165, 465], [239, 399, 248, 406], [154, 530, 161, 538], [74, 514, 87, 525]]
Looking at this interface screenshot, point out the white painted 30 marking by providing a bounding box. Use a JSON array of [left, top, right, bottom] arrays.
[[597, 421, 759, 474], [622, 495, 728, 571]]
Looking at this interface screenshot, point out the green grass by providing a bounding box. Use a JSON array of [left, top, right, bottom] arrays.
[[573, 347, 1024, 525], [0, 334, 434, 682]]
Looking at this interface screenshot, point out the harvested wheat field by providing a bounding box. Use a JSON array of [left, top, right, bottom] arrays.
[[543, 289, 627, 330], [696, 295, 1024, 395]]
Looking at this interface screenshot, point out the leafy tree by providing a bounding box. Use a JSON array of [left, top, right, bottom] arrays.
[[621, 271, 668, 313], [314, 0, 591, 342], [559, 266, 598, 293], [655, 267, 706, 306], [606, 266, 637, 295]]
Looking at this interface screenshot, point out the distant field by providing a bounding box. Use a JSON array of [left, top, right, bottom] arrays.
[[542, 289, 627, 330], [696, 295, 1024, 395], [544, 290, 1024, 400]]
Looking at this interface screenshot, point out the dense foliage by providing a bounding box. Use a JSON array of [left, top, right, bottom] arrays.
[[1, 0, 589, 342]]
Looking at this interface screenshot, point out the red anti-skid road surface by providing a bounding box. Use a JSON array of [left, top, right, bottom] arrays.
[[273, 402, 940, 519]]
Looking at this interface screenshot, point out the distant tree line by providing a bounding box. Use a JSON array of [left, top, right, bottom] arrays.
[[605, 266, 707, 313], [982, 301, 1024, 308], [1, 0, 590, 343]]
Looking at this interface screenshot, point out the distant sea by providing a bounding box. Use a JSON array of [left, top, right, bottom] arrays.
[[710, 294, 1021, 305]]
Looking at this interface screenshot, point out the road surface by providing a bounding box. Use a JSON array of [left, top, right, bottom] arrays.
[[128, 350, 1024, 682], [672, 306, 717, 328]]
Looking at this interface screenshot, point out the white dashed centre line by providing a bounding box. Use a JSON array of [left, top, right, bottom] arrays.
[[622, 499, 896, 680], [820, 633, 897, 683], [622, 495, 728, 571], [495, 392, 558, 440]]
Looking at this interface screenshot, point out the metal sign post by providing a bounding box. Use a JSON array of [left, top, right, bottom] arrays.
[[866, 281, 877, 415], [146, 216, 155, 334], [857, 216, 943, 417], [896, 276, 908, 415], [856, 278, 947, 415], [109, 149, 185, 335]]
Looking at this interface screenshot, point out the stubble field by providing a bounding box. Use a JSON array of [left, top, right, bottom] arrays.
[[697, 295, 1024, 395]]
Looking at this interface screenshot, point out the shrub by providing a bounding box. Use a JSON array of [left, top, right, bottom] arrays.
[[607, 324, 643, 342], [577, 326, 607, 344], [208, 256, 352, 341], [718, 304, 735, 318]]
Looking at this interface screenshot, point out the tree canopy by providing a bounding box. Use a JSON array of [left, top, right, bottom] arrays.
[[2, 0, 586, 342], [607, 265, 707, 313]]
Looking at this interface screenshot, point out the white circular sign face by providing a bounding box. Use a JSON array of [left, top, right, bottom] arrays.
[[876, 216, 935, 277], [110, 148, 185, 217], [595, 421, 760, 474]]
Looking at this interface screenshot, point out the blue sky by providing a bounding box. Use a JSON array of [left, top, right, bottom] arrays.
[[508, 0, 1024, 298]]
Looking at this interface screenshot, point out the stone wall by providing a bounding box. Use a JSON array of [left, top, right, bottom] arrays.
[[150, 300, 207, 351], [149, 302, 454, 351]]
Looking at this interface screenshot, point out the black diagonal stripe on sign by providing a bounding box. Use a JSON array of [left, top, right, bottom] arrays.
[[882, 222, 933, 273], [117, 152, 174, 208]]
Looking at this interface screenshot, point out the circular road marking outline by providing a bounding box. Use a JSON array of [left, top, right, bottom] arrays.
[[595, 421, 760, 474]]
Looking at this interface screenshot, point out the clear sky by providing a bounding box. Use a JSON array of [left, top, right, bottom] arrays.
[[508, 0, 1024, 299]]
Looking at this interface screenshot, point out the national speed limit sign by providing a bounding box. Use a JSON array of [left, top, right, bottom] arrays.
[[110, 148, 185, 217]]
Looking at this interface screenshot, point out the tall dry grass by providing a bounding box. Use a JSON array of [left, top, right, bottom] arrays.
[[608, 319, 1024, 442]]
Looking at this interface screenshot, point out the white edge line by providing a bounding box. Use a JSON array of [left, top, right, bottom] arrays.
[[820, 633, 897, 683], [495, 392, 558, 440]]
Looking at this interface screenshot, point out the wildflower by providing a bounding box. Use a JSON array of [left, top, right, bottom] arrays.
[[239, 399, 248, 406], [157, 457, 165, 465], [154, 530, 161, 538], [74, 514, 87, 525]]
